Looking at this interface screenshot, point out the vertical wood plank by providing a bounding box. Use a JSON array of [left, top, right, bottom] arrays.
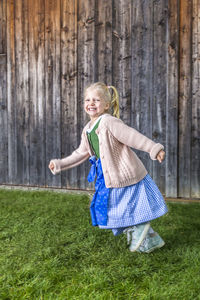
[[191, 0, 200, 198], [179, 0, 192, 197], [45, 0, 61, 187], [0, 0, 7, 183], [15, 0, 29, 184], [112, 0, 131, 125], [96, 0, 112, 84], [152, 0, 168, 194], [0, 0, 6, 53], [28, 0, 46, 186], [77, 0, 96, 189], [165, 0, 179, 197], [131, 0, 153, 175], [0, 55, 7, 183], [61, 0, 78, 189], [7, 0, 17, 183]]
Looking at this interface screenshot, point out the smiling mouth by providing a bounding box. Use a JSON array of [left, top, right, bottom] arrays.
[[87, 108, 97, 111]]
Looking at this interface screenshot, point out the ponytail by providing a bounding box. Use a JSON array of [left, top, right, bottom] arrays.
[[108, 86, 120, 118]]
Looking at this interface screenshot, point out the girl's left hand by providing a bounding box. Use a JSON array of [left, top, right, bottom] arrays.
[[156, 150, 165, 163]]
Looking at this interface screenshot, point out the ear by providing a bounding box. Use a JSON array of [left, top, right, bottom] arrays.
[[105, 102, 110, 110]]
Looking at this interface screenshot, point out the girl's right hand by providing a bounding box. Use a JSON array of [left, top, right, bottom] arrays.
[[156, 150, 165, 163], [49, 161, 55, 171]]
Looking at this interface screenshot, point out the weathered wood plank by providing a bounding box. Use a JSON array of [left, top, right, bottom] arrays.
[[45, 0, 61, 188], [165, 0, 179, 197], [152, 0, 168, 194], [60, 0, 78, 189], [28, 0, 46, 186], [178, 0, 192, 197], [7, 0, 17, 183], [0, 55, 7, 183], [15, 0, 29, 184], [191, 0, 200, 198], [0, 0, 6, 53], [96, 0, 112, 84], [0, 0, 7, 183], [112, 0, 131, 125], [131, 0, 153, 175], [77, 0, 96, 189]]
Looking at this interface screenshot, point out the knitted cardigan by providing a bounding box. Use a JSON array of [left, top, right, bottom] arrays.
[[50, 114, 164, 188]]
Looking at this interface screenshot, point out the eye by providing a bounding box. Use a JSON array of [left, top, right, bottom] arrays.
[[84, 99, 89, 102]]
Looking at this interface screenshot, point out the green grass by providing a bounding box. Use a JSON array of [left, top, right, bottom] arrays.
[[0, 189, 200, 300]]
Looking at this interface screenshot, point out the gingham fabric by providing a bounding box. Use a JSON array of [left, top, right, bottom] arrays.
[[88, 157, 168, 235]]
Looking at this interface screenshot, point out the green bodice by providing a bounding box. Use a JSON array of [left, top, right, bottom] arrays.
[[87, 119, 101, 158]]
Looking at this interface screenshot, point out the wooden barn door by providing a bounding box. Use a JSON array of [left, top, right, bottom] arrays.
[[0, 0, 199, 198]]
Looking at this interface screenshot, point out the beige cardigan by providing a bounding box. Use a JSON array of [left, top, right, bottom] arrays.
[[50, 114, 164, 188]]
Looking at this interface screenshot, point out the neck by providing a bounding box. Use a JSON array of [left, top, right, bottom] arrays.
[[90, 114, 104, 124]]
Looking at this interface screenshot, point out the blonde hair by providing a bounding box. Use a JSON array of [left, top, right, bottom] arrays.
[[84, 82, 120, 118]]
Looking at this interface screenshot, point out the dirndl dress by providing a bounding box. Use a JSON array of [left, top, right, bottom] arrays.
[[88, 156, 168, 236]]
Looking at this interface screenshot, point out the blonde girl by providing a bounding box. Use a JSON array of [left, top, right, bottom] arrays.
[[49, 82, 167, 253]]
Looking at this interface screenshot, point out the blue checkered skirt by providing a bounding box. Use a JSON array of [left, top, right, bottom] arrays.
[[88, 156, 168, 235]]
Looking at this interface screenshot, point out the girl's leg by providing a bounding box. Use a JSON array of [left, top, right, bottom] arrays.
[[112, 228, 125, 236], [137, 228, 165, 253], [123, 222, 150, 252]]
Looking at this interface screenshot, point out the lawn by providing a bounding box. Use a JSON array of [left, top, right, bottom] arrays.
[[0, 189, 200, 300]]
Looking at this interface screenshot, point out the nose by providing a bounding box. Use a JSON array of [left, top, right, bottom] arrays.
[[89, 99, 95, 105]]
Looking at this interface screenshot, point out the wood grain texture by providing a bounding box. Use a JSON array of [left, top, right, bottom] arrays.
[[7, 0, 17, 183], [0, 0, 6, 53], [152, 0, 167, 193], [61, 0, 78, 189], [45, 0, 61, 188], [113, 0, 131, 125], [0, 0, 7, 183], [179, 0, 192, 197], [77, 0, 96, 189], [0, 55, 7, 183], [1, 0, 199, 198], [96, 0, 112, 84], [131, 0, 153, 175], [28, 0, 46, 186], [165, 0, 179, 197], [15, 0, 29, 184], [191, 0, 200, 197]]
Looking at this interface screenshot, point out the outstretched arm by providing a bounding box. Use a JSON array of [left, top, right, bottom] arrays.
[[106, 117, 164, 160], [49, 131, 90, 174]]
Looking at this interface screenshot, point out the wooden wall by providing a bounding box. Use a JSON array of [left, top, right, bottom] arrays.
[[0, 0, 199, 198]]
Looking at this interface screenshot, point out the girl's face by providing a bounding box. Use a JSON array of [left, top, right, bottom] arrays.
[[84, 89, 109, 121]]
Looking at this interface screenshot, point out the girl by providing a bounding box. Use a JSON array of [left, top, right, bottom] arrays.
[[49, 82, 168, 253]]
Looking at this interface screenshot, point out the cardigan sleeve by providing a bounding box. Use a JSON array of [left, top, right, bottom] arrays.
[[106, 117, 164, 160], [50, 131, 90, 174]]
